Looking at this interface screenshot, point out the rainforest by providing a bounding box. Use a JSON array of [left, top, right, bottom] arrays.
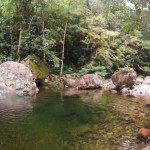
[[0, 0, 150, 150]]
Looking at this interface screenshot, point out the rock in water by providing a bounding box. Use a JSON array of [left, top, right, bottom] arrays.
[[61, 74, 103, 90], [143, 76, 150, 85], [111, 67, 137, 89], [0, 61, 38, 97], [75, 74, 103, 90], [137, 128, 150, 141]]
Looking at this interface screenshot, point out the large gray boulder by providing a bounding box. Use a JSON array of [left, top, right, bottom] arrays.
[[75, 74, 103, 90], [61, 74, 103, 90], [111, 67, 137, 89], [0, 61, 38, 97]]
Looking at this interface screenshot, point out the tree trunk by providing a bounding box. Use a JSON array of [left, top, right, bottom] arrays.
[[28, 15, 34, 32], [17, 25, 23, 62], [41, 3, 46, 63], [60, 0, 71, 75], [86, 0, 91, 10], [27, 15, 34, 54], [60, 21, 68, 75], [9, 20, 13, 51], [42, 20, 46, 63]]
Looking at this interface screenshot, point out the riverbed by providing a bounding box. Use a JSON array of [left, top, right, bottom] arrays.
[[0, 89, 150, 150]]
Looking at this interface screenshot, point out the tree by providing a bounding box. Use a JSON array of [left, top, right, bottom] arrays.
[[0, 0, 150, 76]]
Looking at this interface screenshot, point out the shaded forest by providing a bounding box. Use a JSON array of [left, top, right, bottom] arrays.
[[0, 0, 150, 76]]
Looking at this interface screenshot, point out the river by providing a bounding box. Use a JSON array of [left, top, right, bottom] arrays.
[[0, 89, 150, 150]]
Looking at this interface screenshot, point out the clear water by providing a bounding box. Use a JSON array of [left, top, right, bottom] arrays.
[[0, 89, 150, 150]]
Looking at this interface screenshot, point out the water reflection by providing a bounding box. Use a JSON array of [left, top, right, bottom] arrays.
[[0, 93, 33, 120], [62, 88, 104, 102], [0, 89, 150, 150]]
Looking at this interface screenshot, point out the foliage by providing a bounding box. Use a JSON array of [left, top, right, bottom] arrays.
[[0, 54, 13, 62], [0, 0, 150, 76], [79, 62, 109, 77], [63, 64, 78, 75]]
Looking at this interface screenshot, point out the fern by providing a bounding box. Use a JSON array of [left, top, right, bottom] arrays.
[[79, 63, 108, 77]]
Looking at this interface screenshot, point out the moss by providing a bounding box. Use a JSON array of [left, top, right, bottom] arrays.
[[29, 55, 49, 79]]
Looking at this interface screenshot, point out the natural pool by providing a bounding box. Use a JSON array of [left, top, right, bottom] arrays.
[[0, 89, 150, 150]]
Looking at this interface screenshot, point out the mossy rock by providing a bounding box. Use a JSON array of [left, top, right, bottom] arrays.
[[22, 55, 49, 79]]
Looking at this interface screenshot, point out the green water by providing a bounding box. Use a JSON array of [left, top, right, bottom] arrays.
[[0, 89, 150, 150]]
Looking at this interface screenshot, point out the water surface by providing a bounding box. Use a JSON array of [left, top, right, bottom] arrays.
[[0, 89, 150, 150]]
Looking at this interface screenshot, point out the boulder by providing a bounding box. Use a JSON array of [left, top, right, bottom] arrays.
[[76, 74, 103, 90], [130, 84, 150, 99], [143, 146, 150, 150], [61, 74, 103, 90], [0, 61, 38, 97], [103, 79, 116, 90], [143, 76, 150, 85], [135, 77, 143, 85], [111, 67, 137, 89], [21, 55, 49, 79], [121, 87, 131, 95], [121, 81, 150, 100]]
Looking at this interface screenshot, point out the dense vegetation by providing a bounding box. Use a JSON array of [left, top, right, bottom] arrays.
[[0, 0, 150, 76]]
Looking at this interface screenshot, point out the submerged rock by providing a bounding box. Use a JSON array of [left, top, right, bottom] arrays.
[[137, 128, 150, 141], [0, 61, 38, 97]]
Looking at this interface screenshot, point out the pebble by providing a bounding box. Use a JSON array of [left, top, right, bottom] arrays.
[[137, 128, 150, 141]]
